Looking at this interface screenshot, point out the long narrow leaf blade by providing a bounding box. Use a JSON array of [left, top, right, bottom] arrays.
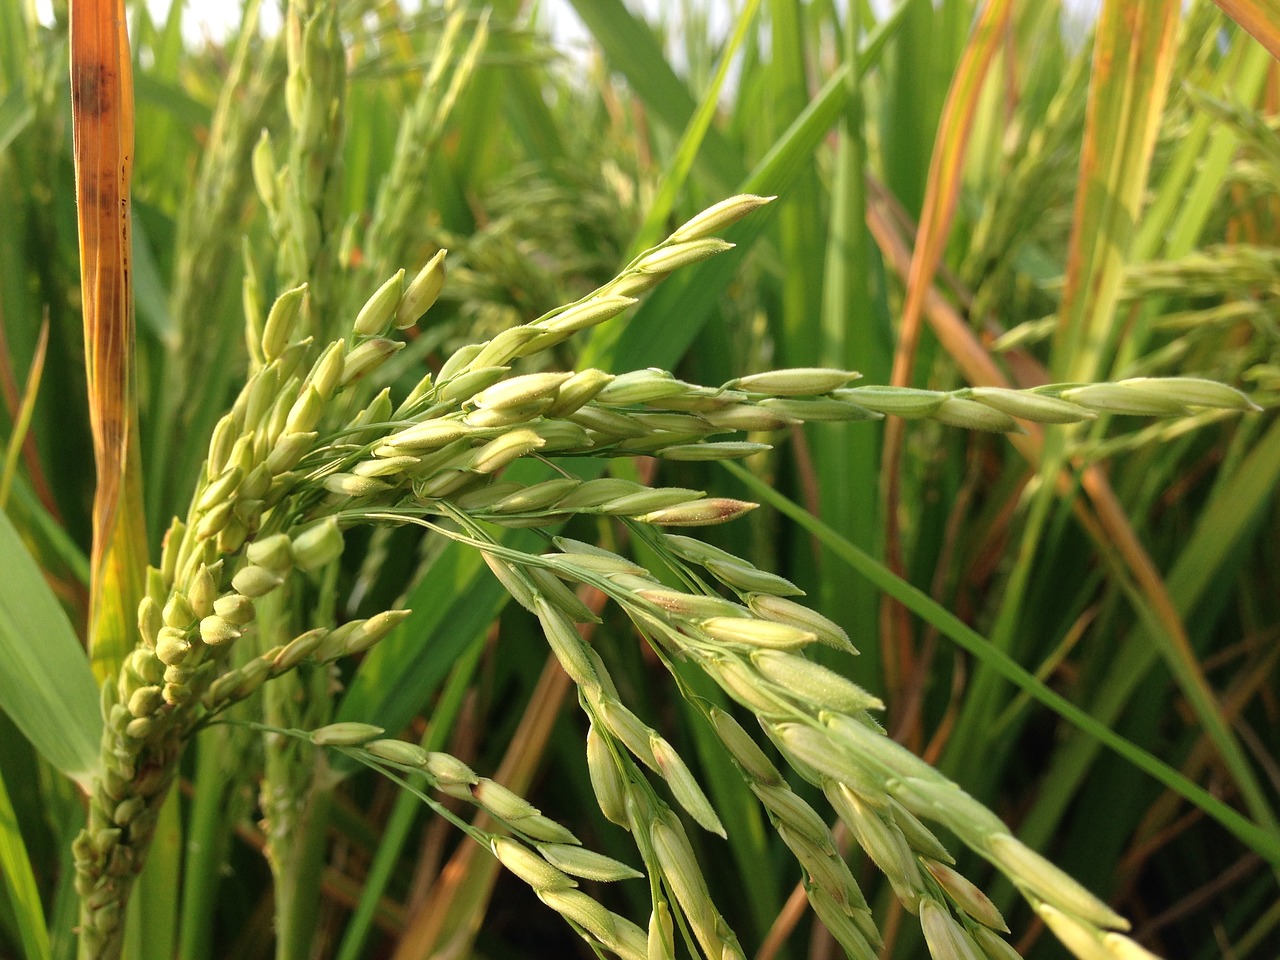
[[0, 511, 101, 788], [1052, 0, 1181, 381], [0, 320, 48, 510], [585, 10, 907, 373], [0, 765, 51, 960], [566, 0, 743, 190], [0, 88, 35, 155], [630, 0, 763, 254]]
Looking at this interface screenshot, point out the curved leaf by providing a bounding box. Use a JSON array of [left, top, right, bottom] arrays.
[[0, 512, 101, 789]]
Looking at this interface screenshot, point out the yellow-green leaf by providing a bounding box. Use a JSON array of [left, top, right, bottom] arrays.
[[1214, 0, 1280, 60], [1052, 0, 1181, 381], [0, 766, 51, 960]]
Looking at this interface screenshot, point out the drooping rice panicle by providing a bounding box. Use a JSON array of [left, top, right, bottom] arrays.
[[73, 188, 1255, 958]]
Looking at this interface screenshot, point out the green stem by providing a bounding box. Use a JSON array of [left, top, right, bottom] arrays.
[[257, 587, 334, 960]]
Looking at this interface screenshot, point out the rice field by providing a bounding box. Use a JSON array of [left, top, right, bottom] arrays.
[[0, 2, 1277, 959]]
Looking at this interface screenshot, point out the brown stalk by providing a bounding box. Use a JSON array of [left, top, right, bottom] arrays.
[[878, 0, 1013, 746], [753, 880, 809, 960], [69, 0, 148, 680]]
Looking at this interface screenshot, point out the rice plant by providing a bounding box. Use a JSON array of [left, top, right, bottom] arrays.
[[0, 2, 1276, 960]]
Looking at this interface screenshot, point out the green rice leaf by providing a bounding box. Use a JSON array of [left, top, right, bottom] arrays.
[[566, 0, 742, 190], [582, 12, 907, 372], [629, 0, 763, 254], [0, 512, 101, 789], [0, 765, 50, 960]]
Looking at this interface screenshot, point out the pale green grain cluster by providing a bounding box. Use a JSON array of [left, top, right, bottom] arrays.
[[305, 726, 650, 960], [252, 0, 347, 339], [72, 277, 420, 957], [248, 3, 353, 936], [1117, 245, 1280, 302], [960, 38, 1090, 323], [466, 536, 752, 960], [429, 517, 1176, 960], [69, 199, 759, 957], [71, 190, 1247, 960], [157, 18, 287, 521]]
